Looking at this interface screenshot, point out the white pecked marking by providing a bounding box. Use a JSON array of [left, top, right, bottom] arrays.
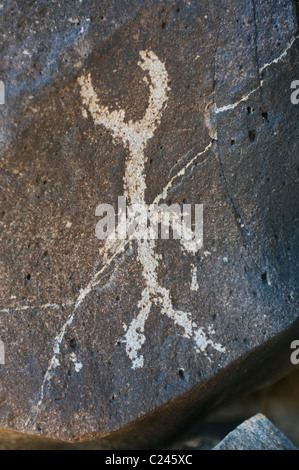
[[79, 50, 225, 369]]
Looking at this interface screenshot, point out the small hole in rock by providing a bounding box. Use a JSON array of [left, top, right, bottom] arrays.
[[261, 272, 267, 284], [178, 369, 185, 380], [110, 395, 115, 404], [248, 130, 256, 142], [262, 112, 269, 121], [70, 338, 77, 351]]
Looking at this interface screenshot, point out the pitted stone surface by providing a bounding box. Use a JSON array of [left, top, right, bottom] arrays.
[[0, 0, 298, 446]]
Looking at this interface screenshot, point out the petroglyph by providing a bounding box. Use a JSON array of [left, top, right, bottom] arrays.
[[79, 50, 225, 369]]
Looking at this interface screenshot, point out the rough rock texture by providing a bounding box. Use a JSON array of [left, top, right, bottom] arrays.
[[0, 0, 298, 447], [213, 413, 297, 450]]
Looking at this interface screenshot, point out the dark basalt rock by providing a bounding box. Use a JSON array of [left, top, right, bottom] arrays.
[[0, 0, 298, 448], [214, 414, 297, 450]]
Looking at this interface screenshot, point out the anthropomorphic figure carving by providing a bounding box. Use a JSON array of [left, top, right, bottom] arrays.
[[78, 51, 225, 368]]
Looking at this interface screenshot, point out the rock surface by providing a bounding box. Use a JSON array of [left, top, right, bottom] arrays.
[[213, 413, 297, 450], [0, 0, 298, 447]]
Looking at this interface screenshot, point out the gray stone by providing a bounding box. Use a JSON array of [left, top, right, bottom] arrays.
[[213, 413, 297, 450], [0, 0, 298, 447]]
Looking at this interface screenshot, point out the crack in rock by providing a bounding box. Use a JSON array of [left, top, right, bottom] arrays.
[[215, 35, 298, 114]]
